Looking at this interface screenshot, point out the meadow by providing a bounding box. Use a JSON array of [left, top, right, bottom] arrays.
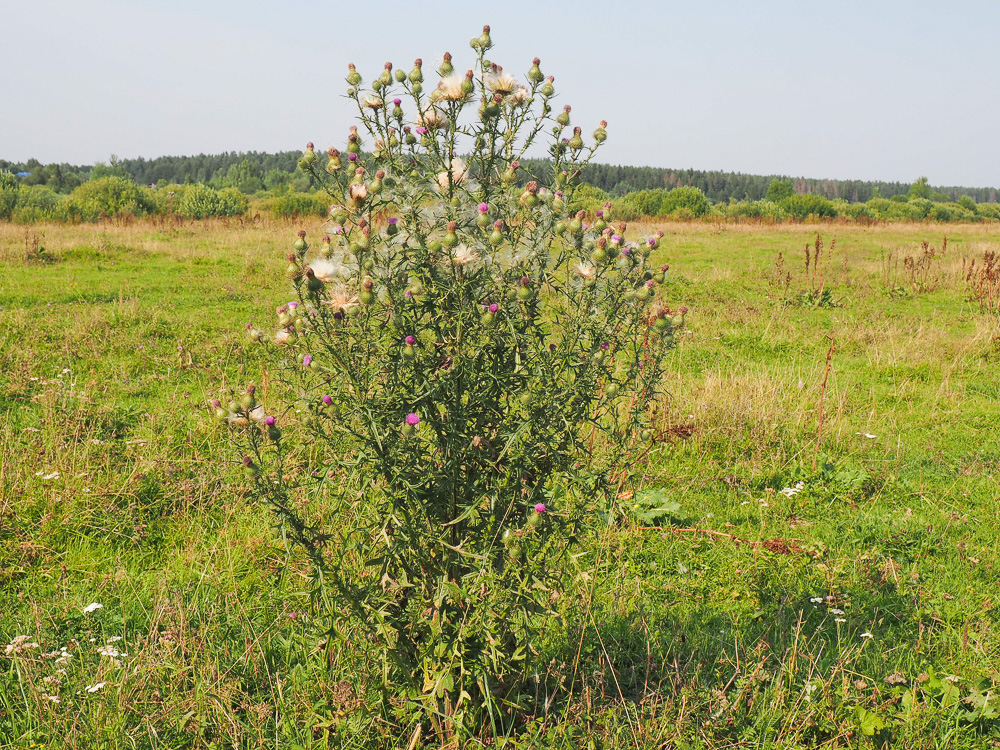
[[2, 217, 999, 748]]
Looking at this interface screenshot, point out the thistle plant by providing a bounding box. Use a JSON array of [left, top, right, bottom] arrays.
[[230, 27, 686, 739]]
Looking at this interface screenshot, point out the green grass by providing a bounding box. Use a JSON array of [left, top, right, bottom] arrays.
[[2, 219, 1000, 748]]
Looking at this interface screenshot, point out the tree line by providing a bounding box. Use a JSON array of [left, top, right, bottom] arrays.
[[3, 152, 996, 204]]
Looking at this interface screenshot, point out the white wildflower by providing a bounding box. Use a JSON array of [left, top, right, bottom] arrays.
[[485, 70, 519, 96], [46, 695, 60, 703], [835, 617, 847, 623], [509, 86, 531, 105], [5, 635, 40, 655], [82, 602, 103, 614], [418, 105, 448, 130], [860, 632, 873, 639], [830, 608, 845, 615], [436, 158, 468, 191], [432, 74, 467, 102], [85, 682, 107, 693], [810, 597, 824, 604], [309, 258, 350, 283], [362, 94, 384, 109], [779, 482, 804, 498], [573, 262, 597, 281], [450, 244, 479, 268], [323, 286, 359, 315]]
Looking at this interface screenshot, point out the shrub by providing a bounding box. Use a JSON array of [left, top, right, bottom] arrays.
[[229, 30, 683, 740], [11, 185, 66, 223], [177, 184, 248, 219], [65, 176, 154, 221], [779, 193, 837, 220], [0, 170, 22, 220], [265, 191, 329, 219], [660, 186, 709, 217]]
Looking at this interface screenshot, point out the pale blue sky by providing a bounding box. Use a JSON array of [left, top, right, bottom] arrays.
[[3, 0, 997, 186]]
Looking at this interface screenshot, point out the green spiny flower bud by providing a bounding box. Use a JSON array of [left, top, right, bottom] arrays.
[[462, 70, 475, 96], [479, 25, 492, 50], [394, 68, 406, 83], [593, 120, 608, 143], [439, 52, 453, 77], [591, 247, 607, 264], [442, 221, 459, 248], [293, 229, 308, 253], [346, 63, 362, 87], [489, 220, 504, 246], [556, 105, 571, 127], [528, 57, 544, 83], [379, 62, 393, 87], [306, 268, 323, 293], [501, 160, 519, 185], [568, 127, 584, 151], [605, 383, 620, 399], [540, 75, 554, 97], [409, 58, 423, 83], [298, 142, 317, 170], [325, 147, 341, 174]]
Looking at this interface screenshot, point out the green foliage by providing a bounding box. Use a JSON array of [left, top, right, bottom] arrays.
[[223, 159, 265, 194], [64, 176, 155, 221], [765, 177, 794, 202], [779, 193, 837, 220], [264, 191, 329, 219], [0, 170, 20, 220], [661, 186, 709, 217], [176, 184, 248, 219], [232, 34, 681, 739], [11, 185, 66, 224], [908, 175, 931, 200]]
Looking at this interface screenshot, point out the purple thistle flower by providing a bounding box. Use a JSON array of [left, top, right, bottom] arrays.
[[332, 226, 344, 234], [621, 247, 631, 256], [534, 503, 546, 514], [489, 303, 499, 314], [404, 335, 416, 345], [600, 341, 610, 351], [596, 210, 604, 218], [582, 223, 589, 231], [647, 237, 656, 247], [405, 412, 420, 426], [610, 235, 622, 244], [302, 354, 312, 367], [288, 301, 299, 308], [393, 98, 401, 106], [404, 289, 413, 298], [416, 126, 428, 135], [478, 202, 489, 213], [348, 153, 358, 162], [322, 395, 333, 405], [388, 217, 398, 225], [264, 416, 276, 426]]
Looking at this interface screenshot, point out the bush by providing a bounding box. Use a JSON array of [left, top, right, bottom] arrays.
[[65, 176, 154, 221], [229, 30, 683, 740], [779, 193, 837, 220], [0, 171, 21, 220], [177, 184, 248, 219], [11, 185, 66, 223], [265, 191, 329, 219], [661, 186, 709, 217]]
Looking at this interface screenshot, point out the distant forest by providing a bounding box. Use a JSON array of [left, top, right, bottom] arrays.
[[2, 151, 996, 204]]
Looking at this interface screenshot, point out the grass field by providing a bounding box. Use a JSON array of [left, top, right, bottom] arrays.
[[2, 218, 999, 748]]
